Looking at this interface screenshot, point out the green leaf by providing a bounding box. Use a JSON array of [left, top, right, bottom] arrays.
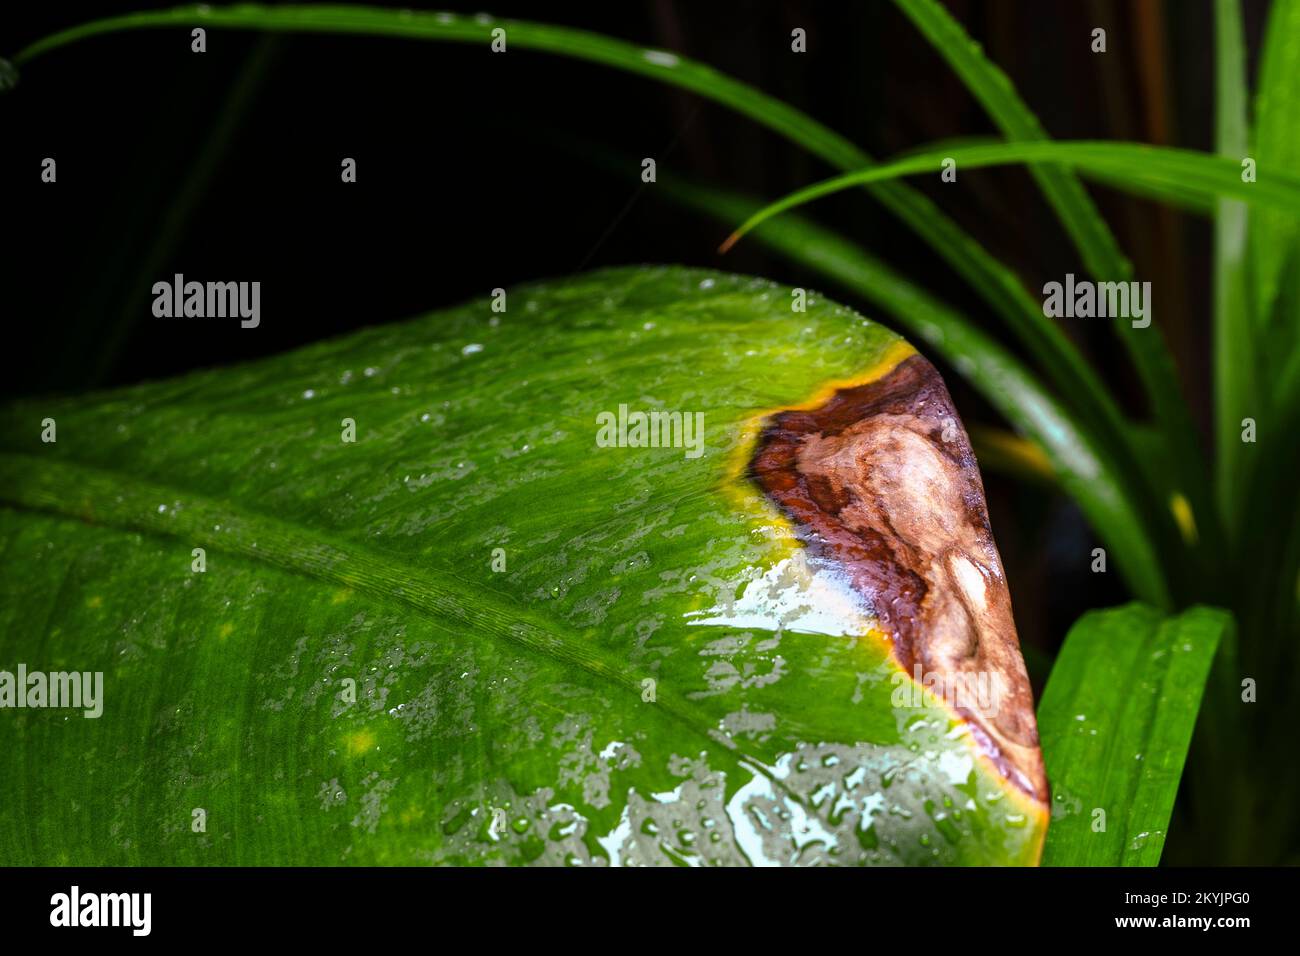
[[1251, 0, 1300, 325], [0, 267, 1049, 865], [1213, 0, 1257, 539], [892, 0, 1129, 281], [1037, 603, 1232, 866], [884, 0, 1154, 476], [890, 0, 1214, 588], [725, 141, 1300, 248]]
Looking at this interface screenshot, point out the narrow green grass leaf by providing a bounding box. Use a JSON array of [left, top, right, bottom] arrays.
[[892, 0, 1130, 284], [888, 0, 1182, 527], [1213, 0, 1257, 539], [724, 142, 1300, 248], [1251, 0, 1300, 325], [891, 0, 1216, 579], [1038, 603, 1231, 866], [1242, 0, 1300, 630]]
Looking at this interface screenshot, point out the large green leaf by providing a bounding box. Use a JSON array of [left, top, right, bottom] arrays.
[[1037, 603, 1231, 866], [0, 267, 1048, 865]]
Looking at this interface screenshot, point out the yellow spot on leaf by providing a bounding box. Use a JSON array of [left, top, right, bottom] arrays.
[[344, 728, 377, 757], [218, 622, 234, 641], [1170, 492, 1198, 545], [86, 596, 103, 609], [331, 589, 353, 605]]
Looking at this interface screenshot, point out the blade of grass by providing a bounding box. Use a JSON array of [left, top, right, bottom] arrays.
[[9, 4, 1134, 511], [1213, 0, 1257, 540], [1241, 0, 1300, 745], [893, 0, 1129, 279], [892, 0, 1220, 596], [1235, 7, 1300, 846], [663, 174, 1171, 606], [1251, 0, 1300, 326], [1038, 603, 1231, 865], [723, 141, 1300, 246]]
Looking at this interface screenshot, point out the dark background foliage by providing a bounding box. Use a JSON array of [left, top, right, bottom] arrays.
[[0, 0, 1271, 677]]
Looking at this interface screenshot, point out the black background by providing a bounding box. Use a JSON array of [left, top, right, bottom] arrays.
[[0, 865, 1282, 936], [0, 0, 1268, 668]]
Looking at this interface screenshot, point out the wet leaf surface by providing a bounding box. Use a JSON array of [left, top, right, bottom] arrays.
[[0, 267, 1045, 864]]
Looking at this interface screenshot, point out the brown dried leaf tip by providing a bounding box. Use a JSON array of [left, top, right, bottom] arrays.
[[750, 353, 1048, 804]]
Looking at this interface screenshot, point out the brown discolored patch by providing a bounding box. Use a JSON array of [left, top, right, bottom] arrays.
[[749, 354, 1048, 804]]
